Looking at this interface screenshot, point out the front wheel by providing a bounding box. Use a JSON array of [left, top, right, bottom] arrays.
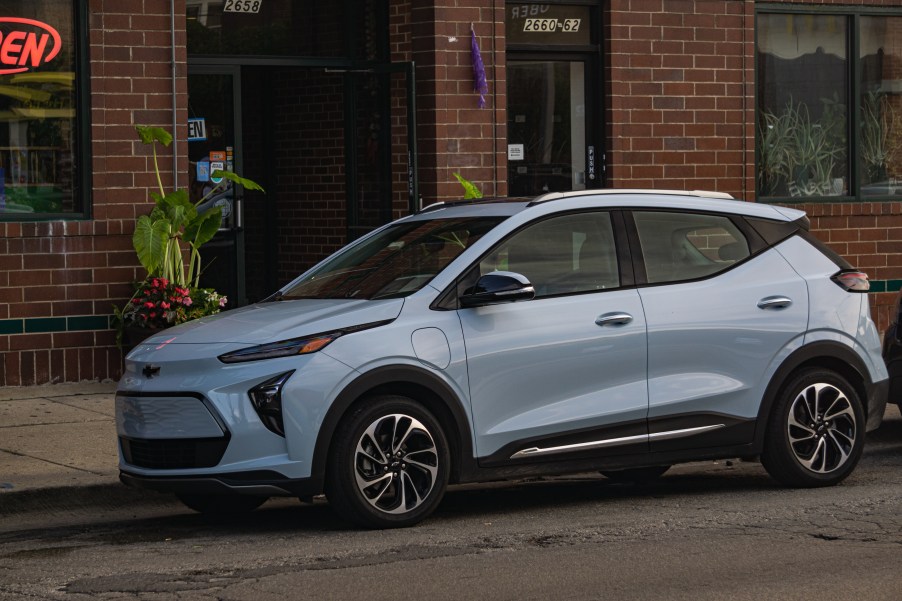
[[326, 396, 450, 529], [761, 368, 865, 487]]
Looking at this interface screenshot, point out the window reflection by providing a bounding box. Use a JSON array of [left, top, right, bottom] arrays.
[[860, 17, 902, 196], [0, 1, 77, 217], [757, 14, 849, 198]]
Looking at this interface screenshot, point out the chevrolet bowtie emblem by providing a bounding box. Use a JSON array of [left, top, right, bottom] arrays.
[[142, 364, 161, 378]]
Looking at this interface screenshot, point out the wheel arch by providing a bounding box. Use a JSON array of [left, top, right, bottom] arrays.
[[311, 365, 474, 489], [755, 341, 870, 449]]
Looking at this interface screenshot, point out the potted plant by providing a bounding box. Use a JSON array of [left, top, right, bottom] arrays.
[[113, 125, 263, 348]]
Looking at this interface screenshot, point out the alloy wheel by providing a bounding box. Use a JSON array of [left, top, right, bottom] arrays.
[[787, 382, 857, 474], [353, 413, 439, 514]]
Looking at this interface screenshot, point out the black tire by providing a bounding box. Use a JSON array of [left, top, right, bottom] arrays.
[[601, 465, 670, 483], [176, 493, 268, 515], [761, 368, 865, 487], [325, 395, 450, 529]]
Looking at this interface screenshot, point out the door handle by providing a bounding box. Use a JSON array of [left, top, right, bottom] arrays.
[[595, 312, 633, 327], [757, 296, 793, 310]]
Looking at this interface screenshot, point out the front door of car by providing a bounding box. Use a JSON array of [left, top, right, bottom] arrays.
[[629, 210, 809, 452], [457, 211, 649, 464]]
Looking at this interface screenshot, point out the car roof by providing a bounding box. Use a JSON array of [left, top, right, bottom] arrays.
[[409, 189, 805, 223]]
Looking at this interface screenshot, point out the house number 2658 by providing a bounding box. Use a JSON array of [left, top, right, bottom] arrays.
[[223, 0, 262, 14]]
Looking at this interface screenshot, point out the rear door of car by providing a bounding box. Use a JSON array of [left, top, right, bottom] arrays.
[[457, 210, 650, 464], [628, 210, 809, 452]]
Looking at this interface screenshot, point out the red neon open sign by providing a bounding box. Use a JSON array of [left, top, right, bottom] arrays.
[[0, 17, 61, 75]]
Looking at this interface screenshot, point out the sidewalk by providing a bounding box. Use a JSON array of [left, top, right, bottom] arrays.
[[0, 381, 123, 513]]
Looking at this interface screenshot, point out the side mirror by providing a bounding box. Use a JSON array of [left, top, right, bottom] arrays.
[[460, 272, 535, 308]]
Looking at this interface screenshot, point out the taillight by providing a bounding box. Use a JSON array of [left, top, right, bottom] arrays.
[[831, 270, 869, 293]]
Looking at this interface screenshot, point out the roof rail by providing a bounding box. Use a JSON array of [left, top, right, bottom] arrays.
[[416, 196, 532, 214], [527, 189, 734, 206]]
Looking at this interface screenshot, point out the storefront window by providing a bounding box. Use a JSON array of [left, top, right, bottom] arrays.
[[757, 14, 849, 199], [860, 16, 902, 196], [0, 1, 82, 218]]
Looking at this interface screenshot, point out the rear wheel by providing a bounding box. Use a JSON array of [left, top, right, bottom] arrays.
[[762, 368, 864, 487], [601, 465, 670, 483], [326, 396, 450, 529], [177, 494, 268, 516]]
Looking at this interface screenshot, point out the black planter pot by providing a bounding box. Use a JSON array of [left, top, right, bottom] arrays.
[[122, 324, 167, 350]]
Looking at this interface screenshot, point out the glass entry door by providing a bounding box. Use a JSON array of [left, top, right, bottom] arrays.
[[507, 58, 598, 196], [186, 66, 245, 306]]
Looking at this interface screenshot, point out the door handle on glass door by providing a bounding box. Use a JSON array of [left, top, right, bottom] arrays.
[[757, 296, 793, 310], [595, 312, 633, 326]]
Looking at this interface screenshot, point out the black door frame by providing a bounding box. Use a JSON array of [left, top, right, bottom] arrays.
[[186, 64, 246, 304], [505, 0, 605, 190], [187, 57, 418, 300], [506, 52, 602, 193]]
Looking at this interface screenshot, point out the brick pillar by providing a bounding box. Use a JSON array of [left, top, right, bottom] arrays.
[[410, 0, 506, 204]]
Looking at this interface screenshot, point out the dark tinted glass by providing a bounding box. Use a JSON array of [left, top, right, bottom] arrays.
[[187, 0, 385, 60], [280, 217, 504, 300]]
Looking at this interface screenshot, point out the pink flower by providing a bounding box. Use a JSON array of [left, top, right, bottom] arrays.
[[149, 312, 157, 318], [183, 297, 193, 306], [219, 297, 227, 307], [161, 301, 170, 309], [144, 301, 155, 309]]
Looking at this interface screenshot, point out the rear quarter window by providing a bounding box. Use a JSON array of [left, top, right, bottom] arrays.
[[633, 211, 751, 284]]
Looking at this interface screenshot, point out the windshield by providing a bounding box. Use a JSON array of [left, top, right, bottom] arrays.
[[279, 217, 505, 300]]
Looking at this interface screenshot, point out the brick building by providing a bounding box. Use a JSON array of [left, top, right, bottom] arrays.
[[2, 0, 902, 385]]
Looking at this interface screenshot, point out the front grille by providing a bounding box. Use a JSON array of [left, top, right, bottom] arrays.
[[120, 436, 228, 469]]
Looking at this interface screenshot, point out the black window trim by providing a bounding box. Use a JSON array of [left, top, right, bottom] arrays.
[[755, 3, 902, 204], [431, 208, 635, 311], [626, 208, 771, 288]]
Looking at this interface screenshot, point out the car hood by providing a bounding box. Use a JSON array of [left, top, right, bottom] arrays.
[[142, 298, 405, 345]]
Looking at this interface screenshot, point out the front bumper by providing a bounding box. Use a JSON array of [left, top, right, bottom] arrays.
[[120, 469, 321, 497]]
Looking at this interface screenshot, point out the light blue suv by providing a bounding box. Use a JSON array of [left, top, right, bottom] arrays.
[[116, 190, 888, 528]]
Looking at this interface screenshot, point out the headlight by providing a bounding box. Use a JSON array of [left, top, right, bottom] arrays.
[[218, 333, 340, 364], [217, 319, 394, 364]]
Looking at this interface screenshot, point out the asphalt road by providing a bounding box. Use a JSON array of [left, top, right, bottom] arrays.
[[2, 408, 900, 601]]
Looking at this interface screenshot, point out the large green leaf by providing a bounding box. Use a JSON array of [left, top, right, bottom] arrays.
[[158, 190, 194, 230], [135, 124, 173, 147], [453, 172, 483, 199], [185, 206, 223, 249], [210, 170, 265, 192], [133, 215, 170, 275]]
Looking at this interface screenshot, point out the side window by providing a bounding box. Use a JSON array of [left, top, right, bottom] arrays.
[[633, 212, 751, 284], [478, 212, 619, 297]]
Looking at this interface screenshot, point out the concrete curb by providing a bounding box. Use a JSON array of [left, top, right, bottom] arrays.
[[0, 481, 176, 517]]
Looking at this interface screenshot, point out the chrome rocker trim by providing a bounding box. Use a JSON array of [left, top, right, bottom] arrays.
[[510, 424, 726, 459]]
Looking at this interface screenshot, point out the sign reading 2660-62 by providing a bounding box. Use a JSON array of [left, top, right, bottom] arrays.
[[506, 5, 591, 46], [223, 0, 262, 14], [523, 18, 581, 33]]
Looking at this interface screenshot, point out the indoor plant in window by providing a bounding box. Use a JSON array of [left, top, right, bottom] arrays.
[[114, 125, 263, 348]]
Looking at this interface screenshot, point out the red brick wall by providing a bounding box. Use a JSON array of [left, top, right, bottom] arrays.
[[410, 0, 507, 204], [1, 0, 187, 385], [605, 0, 755, 199]]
